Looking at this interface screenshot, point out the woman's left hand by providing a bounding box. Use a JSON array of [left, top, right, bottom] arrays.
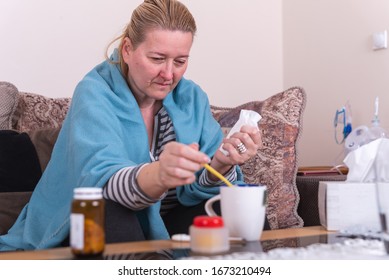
[[211, 125, 262, 171]]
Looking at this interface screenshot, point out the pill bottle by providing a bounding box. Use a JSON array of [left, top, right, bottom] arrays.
[[70, 187, 105, 257], [189, 215, 229, 254]]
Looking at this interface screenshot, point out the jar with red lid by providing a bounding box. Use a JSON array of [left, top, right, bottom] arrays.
[[189, 215, 229, 254]]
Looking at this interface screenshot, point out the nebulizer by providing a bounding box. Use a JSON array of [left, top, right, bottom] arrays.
[[344, 97, 388, 153], [333, 97, 388, 174]]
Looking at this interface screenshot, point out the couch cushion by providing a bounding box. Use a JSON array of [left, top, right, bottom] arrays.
[[0, 192, 32, 235], [13, 91, 71, 132], [0, 82, 19, 130], [211, 87, 306, 229]]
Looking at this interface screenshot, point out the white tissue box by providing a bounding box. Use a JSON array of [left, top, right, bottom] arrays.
[[318, 181, 389, 231]]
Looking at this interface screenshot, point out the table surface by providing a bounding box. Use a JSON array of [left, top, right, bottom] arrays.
[[0, 226, 331, 260]]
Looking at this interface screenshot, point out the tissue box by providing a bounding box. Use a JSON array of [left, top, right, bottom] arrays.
[[318, 181, 389, 231]]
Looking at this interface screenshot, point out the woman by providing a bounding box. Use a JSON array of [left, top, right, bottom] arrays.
[[0, 0, 261, 251]]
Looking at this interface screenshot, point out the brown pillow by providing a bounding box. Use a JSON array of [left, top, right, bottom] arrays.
[[27, 128, 61, 172], [211, 87, 306, 229]]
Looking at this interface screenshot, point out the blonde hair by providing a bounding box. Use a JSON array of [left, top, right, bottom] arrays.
[[106, 0, 197, 76]]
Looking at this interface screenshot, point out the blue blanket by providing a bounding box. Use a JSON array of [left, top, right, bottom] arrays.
[[0, 51, 243, 251]]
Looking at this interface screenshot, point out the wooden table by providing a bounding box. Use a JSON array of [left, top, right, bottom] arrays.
[[0, 226, 331, 260]]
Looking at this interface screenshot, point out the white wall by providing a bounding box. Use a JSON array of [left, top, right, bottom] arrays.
[[0, 0, 283, 107], [283, 0, 389, 166], [181, 0, 283, 106], [5, 0, 388, 168], [0, 0, 142, 98]]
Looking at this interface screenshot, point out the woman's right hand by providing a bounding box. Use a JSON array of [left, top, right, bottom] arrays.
[[137, 142, 210, 198]]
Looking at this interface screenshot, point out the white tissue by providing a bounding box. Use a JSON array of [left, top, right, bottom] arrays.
[[219, 109, 262, 156], [344, 138, 389, 182]]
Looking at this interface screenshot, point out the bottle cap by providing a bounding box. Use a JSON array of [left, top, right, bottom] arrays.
[[193, 216, 224, 228], [73, 187, 103, 200]]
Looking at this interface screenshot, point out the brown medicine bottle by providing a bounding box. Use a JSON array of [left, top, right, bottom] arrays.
[[70, 187, 105, 257]]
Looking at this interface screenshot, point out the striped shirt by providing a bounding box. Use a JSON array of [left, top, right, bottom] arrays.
[[103, 107, 237, 215]]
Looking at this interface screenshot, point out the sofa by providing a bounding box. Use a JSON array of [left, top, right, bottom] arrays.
[[0, 81, 308, 235]]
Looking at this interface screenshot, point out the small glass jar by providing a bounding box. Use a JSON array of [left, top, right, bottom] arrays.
[[189, 215, 229, 254], [70, 187, 105, 257]]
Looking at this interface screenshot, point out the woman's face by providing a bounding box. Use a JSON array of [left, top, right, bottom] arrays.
[[122, 29, 193, 106]]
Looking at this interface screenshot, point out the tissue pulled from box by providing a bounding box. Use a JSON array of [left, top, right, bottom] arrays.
[[220, 109, 261, 156], [344, 138, 389, 182]]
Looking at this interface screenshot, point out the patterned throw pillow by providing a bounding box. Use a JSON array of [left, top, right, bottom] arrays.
[[13, 92, 71, 132], [0, 82, 19, 129], [211, 87, 306, 229]]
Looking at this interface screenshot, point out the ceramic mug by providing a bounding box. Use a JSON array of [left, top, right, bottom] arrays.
[[205, 184, 267, 241]]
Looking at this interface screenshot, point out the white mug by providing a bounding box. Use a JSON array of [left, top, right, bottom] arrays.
[[205, 184, 267, 241]]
